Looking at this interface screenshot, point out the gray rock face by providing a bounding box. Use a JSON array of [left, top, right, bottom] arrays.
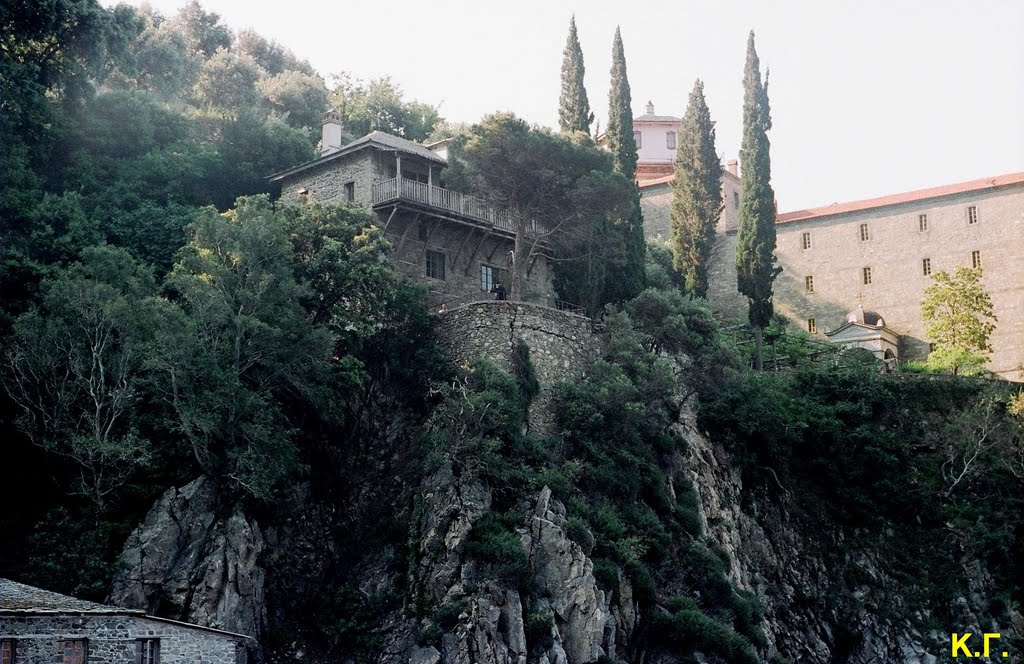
[[110, 476, 265, 642], [525, 487, 609, 664]]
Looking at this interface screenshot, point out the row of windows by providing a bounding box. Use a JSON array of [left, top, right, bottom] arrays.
[[804, 252, 983, 293], [798, 206, 980, 250], [0, 638, 160, 664], [633, 131, 677, 150], [425, 250, 506, 292]]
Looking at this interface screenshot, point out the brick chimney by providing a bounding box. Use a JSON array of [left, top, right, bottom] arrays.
[[726, 159, 739, 176], [321, 110, 343, 156]]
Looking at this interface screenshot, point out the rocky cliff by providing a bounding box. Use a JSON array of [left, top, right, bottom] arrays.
[[109, 344, 1021, 663]]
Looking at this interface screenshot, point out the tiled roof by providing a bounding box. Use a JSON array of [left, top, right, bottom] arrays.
[[0, 578, 136, 614], [638, 166, 740, 189], [269, 130, 445, 182], [777, 172, 1024, 224], [634, 113, 681, 123]]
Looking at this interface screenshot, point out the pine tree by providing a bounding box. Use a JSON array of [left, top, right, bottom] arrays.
[[604, 26, 645, 303], [735, 31, 780, 370], [558, 16, 593, 134], [670, 79, 722, 298]]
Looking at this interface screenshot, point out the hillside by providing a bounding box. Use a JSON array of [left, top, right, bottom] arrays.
[[2, 3, 1023, 663]]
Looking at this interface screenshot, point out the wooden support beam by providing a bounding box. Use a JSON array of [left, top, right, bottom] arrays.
[[486, 240, 502, 263], [395, 212, 421, 257], [382, 205, 398, 231], [418, 219, 440, 259], [464, 228, 492, 275], [452, 227, 475, 267]]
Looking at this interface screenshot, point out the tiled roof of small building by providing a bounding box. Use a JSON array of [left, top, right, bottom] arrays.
[[269, 129, 445, 182], [0, 578, 137, 614], [634, 113, 681, 123]]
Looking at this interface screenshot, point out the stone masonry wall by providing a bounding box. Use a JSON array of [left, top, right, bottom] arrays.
[[433, 302, 598, 432], [279, 150, 390, 208], [0, 614, 244, 664], [384, 210, 554, 304], [639, 173, 741, 246], [696, 183, 1024, 380]]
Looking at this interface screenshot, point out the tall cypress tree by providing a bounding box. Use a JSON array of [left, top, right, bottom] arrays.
[[558, 16, 593, 134], [670, 79, 722, 298], [604, 26, 645, 303], [735, 31, 780, 370]]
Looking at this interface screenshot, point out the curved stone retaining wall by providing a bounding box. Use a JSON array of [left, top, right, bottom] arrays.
[[433, 301, 599, 432]]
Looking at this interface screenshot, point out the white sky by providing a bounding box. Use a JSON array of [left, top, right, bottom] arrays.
[[117, 0, 1024, 211]]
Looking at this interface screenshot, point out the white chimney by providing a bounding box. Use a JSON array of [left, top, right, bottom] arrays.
[[645, 100, 655, 115], [321, 110, 343, 156]]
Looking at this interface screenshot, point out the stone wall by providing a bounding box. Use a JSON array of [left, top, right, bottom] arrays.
[[279, 150, 389, 207], [433, 302, 598, 432], [648, 180, 1024, 380], [384, 211, 553, 304], [0, 614, 244, 664], [640, 172, 742, 245]]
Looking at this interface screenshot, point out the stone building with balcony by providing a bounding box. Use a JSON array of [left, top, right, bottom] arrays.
[[0, 578, 248, 663], [269, 114, 555, 309]]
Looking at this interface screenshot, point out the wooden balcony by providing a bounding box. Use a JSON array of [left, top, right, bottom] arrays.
[[371, 177, 538, 235]]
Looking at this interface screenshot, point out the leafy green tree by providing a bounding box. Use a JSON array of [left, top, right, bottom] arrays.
[[259, 69, 330, 129], [330, 75, 441, 141], [236, 29, 313, 75], [2, 247, 156, 515], [670, 80, 722, 298], [604, 27, 646, 304], [444, 113, 632, 304], [172, 0, 231, 57], [558, 16, 593, 134], [155, 196, 333, 501], [132, 20, 199, 98], [735, 31, 779, 371], [922, 266, 997, 375], [195, 48, 263, 114]]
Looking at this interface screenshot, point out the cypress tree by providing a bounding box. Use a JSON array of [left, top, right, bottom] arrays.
[[735, 31, 780, 370], [558, 16, 593, 134], [670, 79, 722, 298], [604, 26, 645, 303]]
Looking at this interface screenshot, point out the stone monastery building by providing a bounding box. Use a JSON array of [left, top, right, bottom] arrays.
[[634, 102, 1024, 380], [0, 578, 248, 663], [270, 113, 555, 310]]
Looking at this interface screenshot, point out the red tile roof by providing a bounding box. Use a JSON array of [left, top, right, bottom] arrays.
[[776, 172, 1024, 224], [638, 167, 740, 189]]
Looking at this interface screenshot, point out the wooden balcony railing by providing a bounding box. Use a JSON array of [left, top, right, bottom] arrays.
[[372, 177, 536, 234]]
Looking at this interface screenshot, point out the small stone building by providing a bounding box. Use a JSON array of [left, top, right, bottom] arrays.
[[0, 578, 248, 664], [270, 115, 555, 308]]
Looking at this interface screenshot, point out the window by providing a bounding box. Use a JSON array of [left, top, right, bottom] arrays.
[[480, 264, 500, 292], [633, 131, 642, 149], [804, 276, 814, 294], [64, 639, 88, 664], [919, 213, 928, 232], [922, 258, 932, 276], [863, 266, 873, 285], [666, 131, 676, 149], [801, 232, 811, 250], [967, 205, 978, 224], [343, 181, 355, 202], [136, 639, 160, 664], [859, 223, 869, 241], [733, 191, 739, 209], [2, 640, 15, 664], [425, 250, 445, 280], [972, 250, 982, 269], [807, 318, 817, 334]]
